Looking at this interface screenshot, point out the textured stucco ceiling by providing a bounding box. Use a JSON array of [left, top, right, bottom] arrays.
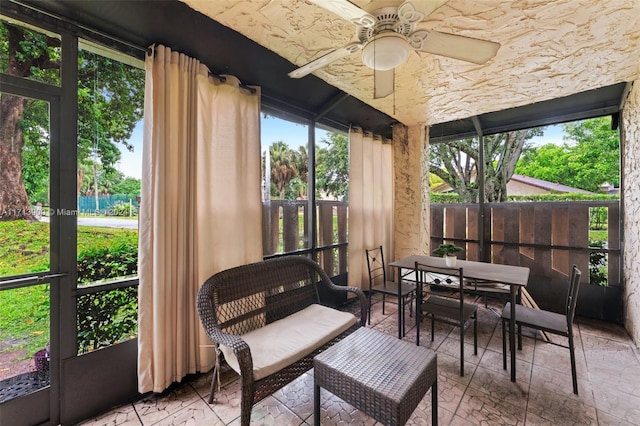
[[181, 0, 640, 128]]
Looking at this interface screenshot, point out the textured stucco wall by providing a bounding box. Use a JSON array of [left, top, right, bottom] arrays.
[[623, 80, 640, 347], [392, 124, 429, 261]]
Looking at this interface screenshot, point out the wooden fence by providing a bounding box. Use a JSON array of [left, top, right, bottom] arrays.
[[263, 199, 623, 321], [262, 200, 348, 277], [431, 200, 622, 322]]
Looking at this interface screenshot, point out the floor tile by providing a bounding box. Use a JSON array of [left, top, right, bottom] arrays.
[[78, 298, 640, 426], [76, 402, 142, 426], [133, 385, 201, 425]]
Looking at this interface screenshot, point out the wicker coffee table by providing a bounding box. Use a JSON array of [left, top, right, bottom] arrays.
[[314, 327, 438, 425]]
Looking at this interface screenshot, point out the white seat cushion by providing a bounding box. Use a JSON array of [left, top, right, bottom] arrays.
[[220, 304, 357, 380]]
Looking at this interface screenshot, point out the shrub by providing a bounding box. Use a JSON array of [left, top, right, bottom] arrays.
[[431, 193, 462, 203], [77, 240, 138, 283], [107, 201, 137, 217], [589, 239, 607, 287], [77, 286, 138, 353], [77, 236, 139, 353]]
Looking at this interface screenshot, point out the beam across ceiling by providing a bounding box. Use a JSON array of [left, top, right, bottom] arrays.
[[430, 82, 628, 143]]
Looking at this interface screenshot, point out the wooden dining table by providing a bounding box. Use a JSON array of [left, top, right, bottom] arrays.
[[389, 255, 530, 382]]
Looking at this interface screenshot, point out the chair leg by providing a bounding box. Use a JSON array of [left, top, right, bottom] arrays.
[[382, 294, 386, 315], [408, 293, 414, 317], [517, 323, 523, 350], [240, 378, 255, 426], [401, 296, 406, 337], [569, 332, 579, 395], [430, 317, 435, 342], [473, 315, 478, 355], [208, 369, 217, 404], [367, 293, 372, 325], [502, 318, 507, 370], [460, 322, 465, 377]]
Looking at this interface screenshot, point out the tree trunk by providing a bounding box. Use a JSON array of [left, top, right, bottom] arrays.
[[0, 93, 35, 220]]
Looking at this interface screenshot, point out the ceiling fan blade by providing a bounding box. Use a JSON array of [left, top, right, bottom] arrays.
[[409, 30, 500, 65], [374, 68, 394, 99], [288, 43, 362, 79], [308, 0, 376, 27]]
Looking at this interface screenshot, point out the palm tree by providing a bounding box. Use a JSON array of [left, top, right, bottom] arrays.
[[269, 141, 296, 199]]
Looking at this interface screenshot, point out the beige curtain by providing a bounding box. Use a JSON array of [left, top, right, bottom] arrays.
[[347, 128, 394, 290], [138, 45, 262, 393]]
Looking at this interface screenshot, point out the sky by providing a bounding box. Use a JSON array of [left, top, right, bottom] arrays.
[[116, 119, 566, 180], [529, 124, 565, 146]]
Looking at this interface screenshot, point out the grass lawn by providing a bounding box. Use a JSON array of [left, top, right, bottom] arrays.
[[0, 220, 138, 358]]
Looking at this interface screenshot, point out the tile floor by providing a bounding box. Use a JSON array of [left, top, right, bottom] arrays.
[[78, 295, 640, 425]]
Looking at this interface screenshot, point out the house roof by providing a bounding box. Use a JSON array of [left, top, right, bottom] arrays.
[[432, 174, 596, 195], [510, 174, 595, 194], [4, 0, 639, 139]]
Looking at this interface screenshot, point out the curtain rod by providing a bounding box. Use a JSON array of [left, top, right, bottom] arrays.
[[208, 72, 256, 95], [145, 47, 256, 95]]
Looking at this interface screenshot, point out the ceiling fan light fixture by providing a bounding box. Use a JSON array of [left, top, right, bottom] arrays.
[[362, 32, 410, 71]]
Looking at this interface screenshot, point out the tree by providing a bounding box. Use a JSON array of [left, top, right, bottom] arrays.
[[289, 145, 308, 199], [1, 23, 60, 219], [268, 141, 297, 199], [315, 132, 349, 200], [112, 177, 141, 195], [0, 21, 144, 220], [563, 117, 619, 190], [516, 143, 572, 184], [515, 117, 619, 192], [429, 128, 542, 202]]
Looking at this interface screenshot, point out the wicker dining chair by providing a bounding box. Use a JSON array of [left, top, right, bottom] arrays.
[[501, 265, 582, 394], [365, 246, 416, 336], [415, 261, 477, 377]]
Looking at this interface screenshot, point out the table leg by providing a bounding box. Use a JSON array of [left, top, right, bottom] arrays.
[[432, 376, 438, 426], [510, 285, 516, 382], [398, 268, 403, 339], [314, 383, 320, 425], [416, 280, 422, 346]]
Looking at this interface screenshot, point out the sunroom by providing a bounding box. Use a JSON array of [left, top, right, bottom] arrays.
[[1, 0, 639, 425]]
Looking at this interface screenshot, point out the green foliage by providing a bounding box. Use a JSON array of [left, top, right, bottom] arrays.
[[1, 20, 144, 215], [266, 141, 308, 199], [77, 237, 138, 284], [516, 144, 571, 185], [77, 286, 138, 353], [507, 193, 617, 202], [112, 177, 141, 195], [76, 228, 139, 353], [515, 117, 619, 192], [430, 193, 463, 203], [76, 50, 145, 173], [0, 221, 139, 356], [432, 192, 617, 204], [433, 243, 463, 256], [316, 132, 349, 200], [106, 202, 137, 217], [588, 239, 607, 287], [589, 207, 608, 230], [20, 98, 51, 204]]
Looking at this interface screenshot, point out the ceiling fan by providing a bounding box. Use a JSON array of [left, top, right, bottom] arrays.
[[288, 0, 501, 99]]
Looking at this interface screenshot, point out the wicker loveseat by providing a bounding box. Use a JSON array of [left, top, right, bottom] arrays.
[[196, 256, 366, 426]]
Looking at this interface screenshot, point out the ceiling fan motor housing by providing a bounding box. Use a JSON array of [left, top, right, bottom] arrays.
[[357, 6, 419, 71]]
